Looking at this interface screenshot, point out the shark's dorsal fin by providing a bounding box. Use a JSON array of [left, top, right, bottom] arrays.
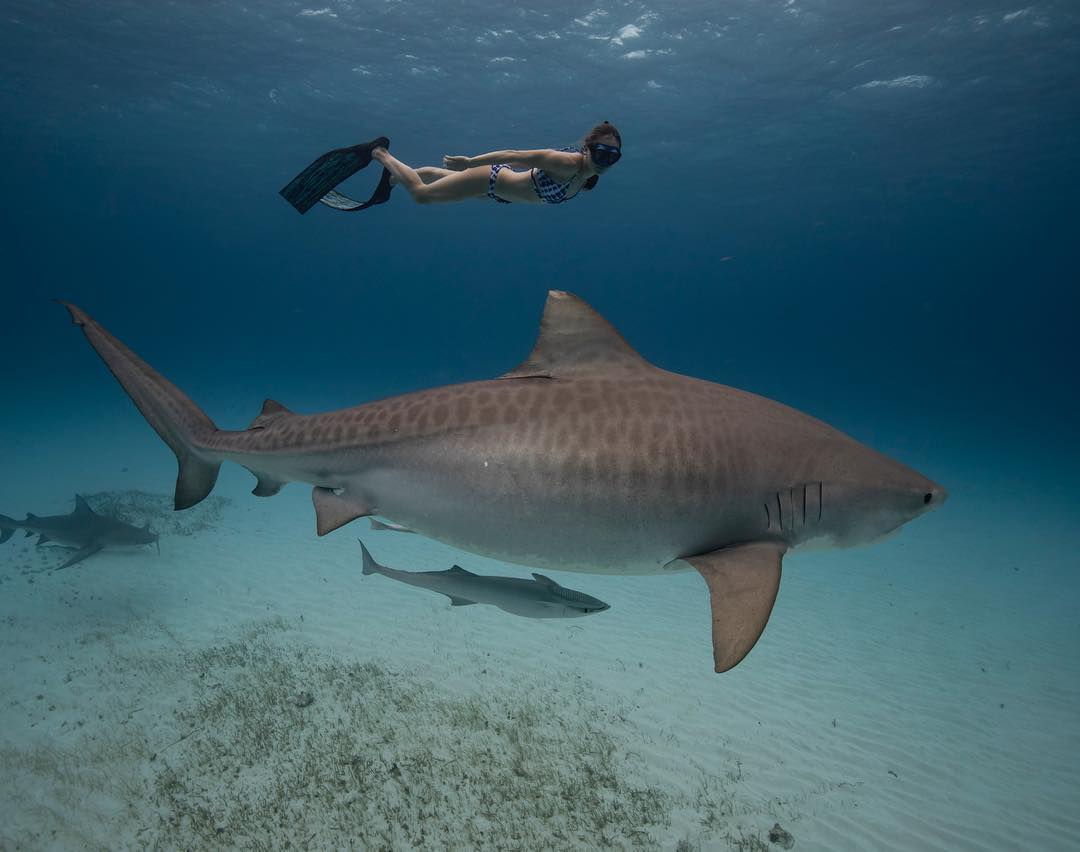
[[448, 565, 474, 576], [500, 291, 650, 380], [249, 398, 293, 430], [531, 572, 559, 587], [73, 494, 95, 515]]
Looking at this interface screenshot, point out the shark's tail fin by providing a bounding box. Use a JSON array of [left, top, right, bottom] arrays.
[[61, 303, 222, 510], [359, 540, 382, 576], [0, 515, 17, 544]]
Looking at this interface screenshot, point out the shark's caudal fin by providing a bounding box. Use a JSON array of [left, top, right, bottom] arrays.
[[61, 303, 222, 510], [358, 540, 382, 575]]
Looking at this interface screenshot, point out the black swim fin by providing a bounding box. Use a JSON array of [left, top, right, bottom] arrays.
[[319, 167, 394, 212], [279, 136, 389, 214]]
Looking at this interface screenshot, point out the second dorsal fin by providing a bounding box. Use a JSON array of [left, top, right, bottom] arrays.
[[500, 290, 650, 379], [249, 398, 293, 429]]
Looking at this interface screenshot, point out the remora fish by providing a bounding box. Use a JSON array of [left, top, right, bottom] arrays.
[[359, 541, 609, 618], [61, 291, 946, 671], [0, 494, 159, 569]]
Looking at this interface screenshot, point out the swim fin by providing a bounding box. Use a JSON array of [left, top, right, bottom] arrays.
[[279, 136, 389, 214], [319, 167, 394, 211]]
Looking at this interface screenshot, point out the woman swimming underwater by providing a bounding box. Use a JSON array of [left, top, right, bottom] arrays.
[[378, 121, 621, 205], [279, 122, 622, 214]]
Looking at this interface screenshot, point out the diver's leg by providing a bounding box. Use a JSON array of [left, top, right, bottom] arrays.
[[373, 149, 486, 203], [416, 166, 455, 184]]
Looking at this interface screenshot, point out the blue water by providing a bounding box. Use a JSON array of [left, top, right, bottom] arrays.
[[2, 2, 1078, 849]]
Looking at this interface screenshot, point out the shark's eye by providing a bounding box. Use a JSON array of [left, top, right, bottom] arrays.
[[923, 493, 933, 505]]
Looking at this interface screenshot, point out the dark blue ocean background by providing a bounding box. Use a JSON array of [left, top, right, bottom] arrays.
[[4, 0, 1078, 584], [1, 1, 1078, 847]]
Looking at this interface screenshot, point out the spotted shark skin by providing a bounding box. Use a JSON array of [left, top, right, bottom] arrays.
[[62, 291, 946, 671]]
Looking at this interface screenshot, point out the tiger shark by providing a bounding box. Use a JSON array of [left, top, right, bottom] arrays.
[[61, 291, 946, 671]]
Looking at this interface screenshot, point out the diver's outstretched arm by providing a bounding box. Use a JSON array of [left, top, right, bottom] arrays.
[[444, 149, 580, 173]]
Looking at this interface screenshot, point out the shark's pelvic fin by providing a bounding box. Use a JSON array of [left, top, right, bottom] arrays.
[[683, 542, 785, 673], [73, 494, 96, 514], [313, 487, 373, 536], [60, 302, 221, 511], [447, 595, 477, 606], [500, 290, 650, 380]]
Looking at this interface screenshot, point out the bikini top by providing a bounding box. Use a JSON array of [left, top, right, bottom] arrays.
[[530, 146, 583, 205]]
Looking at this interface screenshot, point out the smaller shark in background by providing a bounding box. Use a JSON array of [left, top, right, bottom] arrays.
[[0, 494, 159, 569], [359, 542, 610, 619]]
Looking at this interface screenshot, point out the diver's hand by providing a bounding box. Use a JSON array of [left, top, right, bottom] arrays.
[[442, 155, 471, 171]]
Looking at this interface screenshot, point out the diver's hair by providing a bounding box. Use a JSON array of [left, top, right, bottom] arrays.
[[583, 121, 621, 146], [580, 121, 620, 192]]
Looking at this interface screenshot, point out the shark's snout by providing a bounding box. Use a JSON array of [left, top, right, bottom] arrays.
[[922, 483, 948, 511]]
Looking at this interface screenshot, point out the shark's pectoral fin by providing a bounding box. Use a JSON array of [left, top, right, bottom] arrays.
[[681, 542, 785, 673], [57, 544, 103, 570], [312, 487, 373, 536], [447, 595, 477, 607]]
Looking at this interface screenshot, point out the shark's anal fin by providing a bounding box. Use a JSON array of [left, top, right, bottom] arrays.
[[312, 487, 373, 536], [56, 544, 103, 570], [682, 542, 785, 673]]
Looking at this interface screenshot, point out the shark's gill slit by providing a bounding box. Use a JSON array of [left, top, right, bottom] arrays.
[[763, 502, 771, 531], [776, 492, 784, 531], [817, 481, 823, 522]]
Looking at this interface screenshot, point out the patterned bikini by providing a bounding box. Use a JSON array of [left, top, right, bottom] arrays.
[[487, 147, 582, 205]]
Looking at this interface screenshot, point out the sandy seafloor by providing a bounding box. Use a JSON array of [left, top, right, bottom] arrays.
[[1, 409, 1077, 852]]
